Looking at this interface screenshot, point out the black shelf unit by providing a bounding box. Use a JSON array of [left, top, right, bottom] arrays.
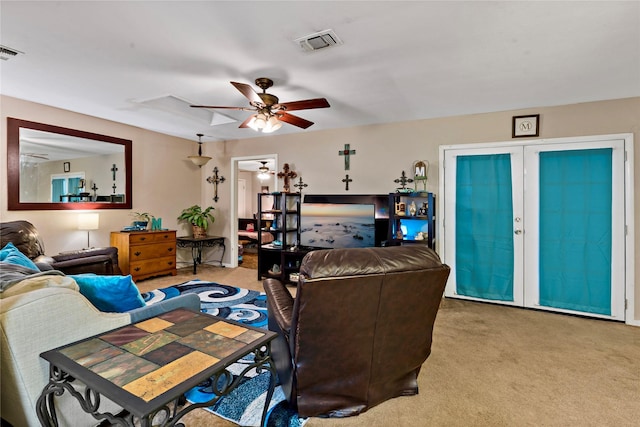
[[257, 192, 305, 283], [387, 192, 435, 249]]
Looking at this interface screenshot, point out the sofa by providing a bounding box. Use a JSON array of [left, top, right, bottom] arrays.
[[0, 263, 200, 427], [1, 220, 121, 275], [263, 245, 451, 418]]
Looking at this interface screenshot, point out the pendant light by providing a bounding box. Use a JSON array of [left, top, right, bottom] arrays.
[[257, 161, 270, 180], [188, 133, 212, 167]]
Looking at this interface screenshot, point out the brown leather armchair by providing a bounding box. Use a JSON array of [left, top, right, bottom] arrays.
[[263, 245, 450, 418], [1, 220, 121, 275]]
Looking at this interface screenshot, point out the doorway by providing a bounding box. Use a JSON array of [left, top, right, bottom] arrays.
[[229, 154, 278, 269], [439, 134, 634, 322]]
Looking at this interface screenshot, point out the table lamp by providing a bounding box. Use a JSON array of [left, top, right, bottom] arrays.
[[78, 213, 99, 248]]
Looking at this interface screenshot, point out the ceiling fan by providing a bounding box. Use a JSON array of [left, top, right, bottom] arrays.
[[191, 78, 330, 132]]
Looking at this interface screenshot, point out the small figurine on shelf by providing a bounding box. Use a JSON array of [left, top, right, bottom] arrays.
[[409, 201, 417, 216]]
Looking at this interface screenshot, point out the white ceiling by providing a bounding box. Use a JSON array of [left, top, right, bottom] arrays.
[[1, 1, 639, 144]]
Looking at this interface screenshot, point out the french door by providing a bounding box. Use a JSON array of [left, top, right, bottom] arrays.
[[442, 136, 626, 320]]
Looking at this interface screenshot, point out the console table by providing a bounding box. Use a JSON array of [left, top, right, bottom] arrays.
[[37, 309, 277, 427], [176, 235, 225, 273]]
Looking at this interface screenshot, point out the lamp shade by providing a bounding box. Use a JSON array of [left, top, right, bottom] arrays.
[[78, 213, 99, 230], [188, 155, 212, 167]]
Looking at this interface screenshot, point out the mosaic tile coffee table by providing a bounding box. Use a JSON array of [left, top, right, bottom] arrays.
[[36, 308, 277, 427]]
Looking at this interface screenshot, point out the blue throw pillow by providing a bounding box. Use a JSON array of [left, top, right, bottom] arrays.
[[0, 242, 39, 271], [70, 274, 146, 313]]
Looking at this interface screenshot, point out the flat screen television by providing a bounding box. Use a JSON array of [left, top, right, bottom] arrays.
[[300, 203, 376, 249]]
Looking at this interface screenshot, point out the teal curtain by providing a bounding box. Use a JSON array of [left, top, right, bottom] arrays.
[[539, 149, 612, 315], [68, 177, 81, 194], [456, 154, 514, 301], [52, 179, 65, 202]]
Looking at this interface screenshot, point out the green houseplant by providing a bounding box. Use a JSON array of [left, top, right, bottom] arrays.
[[177, 205, 215, 238]]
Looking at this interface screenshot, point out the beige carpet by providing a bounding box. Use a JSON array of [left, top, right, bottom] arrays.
[[136, 266, 640, 426]]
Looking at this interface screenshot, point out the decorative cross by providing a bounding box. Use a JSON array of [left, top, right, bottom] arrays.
[[206, 166, 226, 202], [111, 164, 118, 181], [293, 176, 308, 193], [394, 171, 414, 191], [91, 183, 98, 198], [277, 163, 297, 193], [112, 183, 117, 194], [338, 143, 356, 170], [342, 174, 353, 191]]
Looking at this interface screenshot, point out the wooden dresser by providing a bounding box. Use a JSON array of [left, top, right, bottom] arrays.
[[110, 230, 177, 281]]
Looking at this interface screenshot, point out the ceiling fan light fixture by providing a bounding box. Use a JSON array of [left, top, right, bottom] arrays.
[[262, 115, 282, 133]]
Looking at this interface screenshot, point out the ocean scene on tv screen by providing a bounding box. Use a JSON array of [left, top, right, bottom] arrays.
[[300, 203, 376, 249]]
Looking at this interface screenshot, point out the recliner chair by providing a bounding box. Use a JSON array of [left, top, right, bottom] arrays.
[[1, 220, 121, 275], [263, 245, 451, 418]]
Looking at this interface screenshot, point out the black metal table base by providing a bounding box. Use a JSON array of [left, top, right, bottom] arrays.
[[176, 236, 225, 273], [36, 344, 276, 427]]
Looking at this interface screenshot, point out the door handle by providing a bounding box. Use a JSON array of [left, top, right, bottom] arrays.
[[514, 229, 523, 235]]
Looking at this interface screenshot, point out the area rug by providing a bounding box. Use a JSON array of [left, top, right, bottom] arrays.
[[142, 280, 307, 427]]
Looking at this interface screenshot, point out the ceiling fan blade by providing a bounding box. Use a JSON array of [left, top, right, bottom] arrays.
[[231, 81, 263, 105], [190, 105, 249, 110], [238, 115, 254, 129], [278, 112, 314, 129], [277, 98, 330, 111]]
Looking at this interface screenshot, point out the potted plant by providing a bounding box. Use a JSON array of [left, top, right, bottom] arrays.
[[177, 205, 215, 238], [130, 212, 154, 230]]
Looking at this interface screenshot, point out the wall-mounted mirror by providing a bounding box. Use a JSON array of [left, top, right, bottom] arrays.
[[7, 118, 132, 210]]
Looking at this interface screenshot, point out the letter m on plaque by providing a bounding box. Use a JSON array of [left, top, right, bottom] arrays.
[[413, 160, 429, 191]]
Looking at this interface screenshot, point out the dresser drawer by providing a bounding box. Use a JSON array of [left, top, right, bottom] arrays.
[[129, 231, 176, 245], [130, 257, 176, 279], [129, 242, 175, 261]]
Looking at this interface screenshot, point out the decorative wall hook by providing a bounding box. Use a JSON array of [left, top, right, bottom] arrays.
[[206, 166, 226, 202]]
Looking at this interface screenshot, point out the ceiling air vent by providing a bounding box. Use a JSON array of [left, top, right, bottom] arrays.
[[0, 45, 24, 61], [294, 30, 343, 52]]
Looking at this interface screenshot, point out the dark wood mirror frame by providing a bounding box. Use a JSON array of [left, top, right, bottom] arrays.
[[7, 117, 133, 210]]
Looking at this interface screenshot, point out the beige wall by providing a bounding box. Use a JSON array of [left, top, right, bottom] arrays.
[[1, 95, 224, 267], [3, 95, 638, 321], [213, 97, 639, 322]]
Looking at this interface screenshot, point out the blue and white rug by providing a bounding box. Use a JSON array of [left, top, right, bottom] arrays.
[[143, 280, 306, 427]]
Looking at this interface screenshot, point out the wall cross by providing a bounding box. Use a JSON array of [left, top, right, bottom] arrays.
[[293, 176, 308, 193], [342, 174, 353, 191], [277, 163, 297, 192], [206, 166, 226, 202], [111, 164, 118, 180], [394, 171, 414, 191], [338, 143, 356, 170]]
